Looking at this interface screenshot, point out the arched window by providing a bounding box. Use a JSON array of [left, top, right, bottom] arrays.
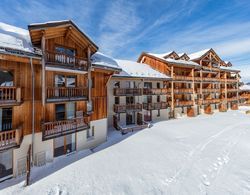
[[0, 70, 13, 87]]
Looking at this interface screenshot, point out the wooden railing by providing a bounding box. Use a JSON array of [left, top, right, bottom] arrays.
[[202, 66, 220, 72], [47, 87, 88, 101], [114, 103, 142, 113], [173, 75, 193, 81], [0, 127, 23, 150], [227, 78, 238, 83], [202, 88, 220, 93], [202, 77, 220, 82], [143, 102, 168, 110], [200, 99, 221, 104], [173, 88, 193, 93], [45, 50, 89, 71], [227, 97, 238, 102], [42, 116, 89, 140], [0, 87, 22, 104], [114, 88, 142, 96], [170, 100, 194, 107], [143, 88, 169, 95], [221, 88, 238, 93]]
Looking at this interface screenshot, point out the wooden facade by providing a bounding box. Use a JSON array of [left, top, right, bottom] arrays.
[[138, 49, 240, 116]]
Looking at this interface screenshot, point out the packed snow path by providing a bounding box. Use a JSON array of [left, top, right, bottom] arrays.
[[1, 107, 250, 195]]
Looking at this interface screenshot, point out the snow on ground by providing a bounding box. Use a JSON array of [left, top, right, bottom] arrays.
[[1, 107, 250, 195]]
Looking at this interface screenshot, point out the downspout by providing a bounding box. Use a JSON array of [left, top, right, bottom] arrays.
[[29, 57, 35, 165]]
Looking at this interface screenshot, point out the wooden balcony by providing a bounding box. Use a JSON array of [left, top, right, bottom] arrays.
[[173, 75, 193, 81], [143, 88, 169, 95], [46, 87, 88, 102], [113, 88, 142, 96], [173, 88, 193, 94], [221, 88, 238, 93], [202, 66, 220, 72], [202, 77, 220, 82], [0, 127, 23, 151], [42, 115, 90, 140], [113, 103, 142, 113], [45, 50, 89, 71], [227, 78, 238, 83], [227, 97, 238, 102], [202, 88, 220, 93], [170, 100, 194, 107], [143, 102, 168, 110], [199, 99, 220, 104], [0, 87, 23, 106]]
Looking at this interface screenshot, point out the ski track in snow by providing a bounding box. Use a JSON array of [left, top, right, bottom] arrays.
[[163, 121, 250, 194]]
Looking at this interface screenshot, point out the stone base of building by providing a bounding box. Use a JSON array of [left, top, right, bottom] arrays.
[[231, 103, 239, 110], [219, 103, 227, 112], [204, 105, 213, 114], [2, 118, 107, 180]]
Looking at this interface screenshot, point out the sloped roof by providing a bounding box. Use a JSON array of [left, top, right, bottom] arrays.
[[114, 59, 170, 80], [188, 48, 210, 60], [91, 52, 121, 71], [144, 52, 200, 68], [0, 22, 34, 53]]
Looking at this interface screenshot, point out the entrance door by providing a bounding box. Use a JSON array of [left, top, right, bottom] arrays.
[[126, 112, 135, 125], [0, 150, 13, 181], [54, 103, 76, 157]]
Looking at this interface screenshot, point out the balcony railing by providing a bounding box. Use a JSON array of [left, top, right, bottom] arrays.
[[202, 88, 220, 93], [199, 99, 221, 104], [42, 116, 90, 140], [113, 88, 142, 96], [143, 102, 168, 110], [173, 75, 193, 81], [202, 66, 220, 72], [202, 77, 220, 82], [45, 50, 89, 71], [227, 97, 238, 102], [227, 78, 238, 83], [46, 87, 88, 102], [114, 103, 142, 113], [221, 88, 238, 93], [170, 100, 194, 107], [143, 88, 169, 95], [0, 87, 22, 105], [0, 127, 23, 151], [173, 88, 193, 94]]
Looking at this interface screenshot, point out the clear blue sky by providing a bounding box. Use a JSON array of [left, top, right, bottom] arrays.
[[1, 0, 250, 80]]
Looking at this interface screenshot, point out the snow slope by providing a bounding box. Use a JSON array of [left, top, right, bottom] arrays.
[[1, 107, 250, 195]]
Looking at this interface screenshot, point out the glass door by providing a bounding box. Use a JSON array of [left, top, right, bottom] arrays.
[[0, 150, 13, 181]]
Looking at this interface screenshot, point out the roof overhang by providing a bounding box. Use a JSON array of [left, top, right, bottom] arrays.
[[28, 20, 98, 53]]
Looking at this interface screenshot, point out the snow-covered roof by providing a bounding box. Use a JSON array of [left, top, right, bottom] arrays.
[[146, 53, 200, 68], [188, 48, 210, 60], [114, 59, 170, 80], [0, 22, 34, 53], [240, 84, 250, 91], [147, 52, 172, 59], [91, 52, 121, 71], [220, 66, 240, 72]]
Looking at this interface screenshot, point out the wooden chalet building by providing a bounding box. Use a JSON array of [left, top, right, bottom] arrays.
[[0, 21, 119, 181], [138, 49, 241, 116], [94, 54, 172, 133]]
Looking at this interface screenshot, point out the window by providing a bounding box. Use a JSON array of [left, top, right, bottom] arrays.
[[87, 126, 95, 139], [157, 82, 160, 89], [55, 75, 76, 87], [115, 97, 120, 104], [55, 104, 65, 121], [126, 96, 134, 104], [0, 70, 14, 87], [0, 108, 12, 131], [114, 82, 120, 88], [144, 82, 152, 89], [91, 77, 95, 88], [157, 96, 160, 102], [157, 110, 160, 117]]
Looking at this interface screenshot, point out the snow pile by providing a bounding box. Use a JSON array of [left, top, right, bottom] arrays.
[[91, 52, 121, 71], [2, 107, 250, 195], [0, 22, 33, 53], [115, 59, 170, 79], [188, 48, 210, 60]]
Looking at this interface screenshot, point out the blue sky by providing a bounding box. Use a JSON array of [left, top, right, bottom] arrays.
[[1, 0, 250, 80]]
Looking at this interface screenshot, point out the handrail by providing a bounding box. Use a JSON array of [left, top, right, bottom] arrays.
[[47, 87, 88, 99]]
